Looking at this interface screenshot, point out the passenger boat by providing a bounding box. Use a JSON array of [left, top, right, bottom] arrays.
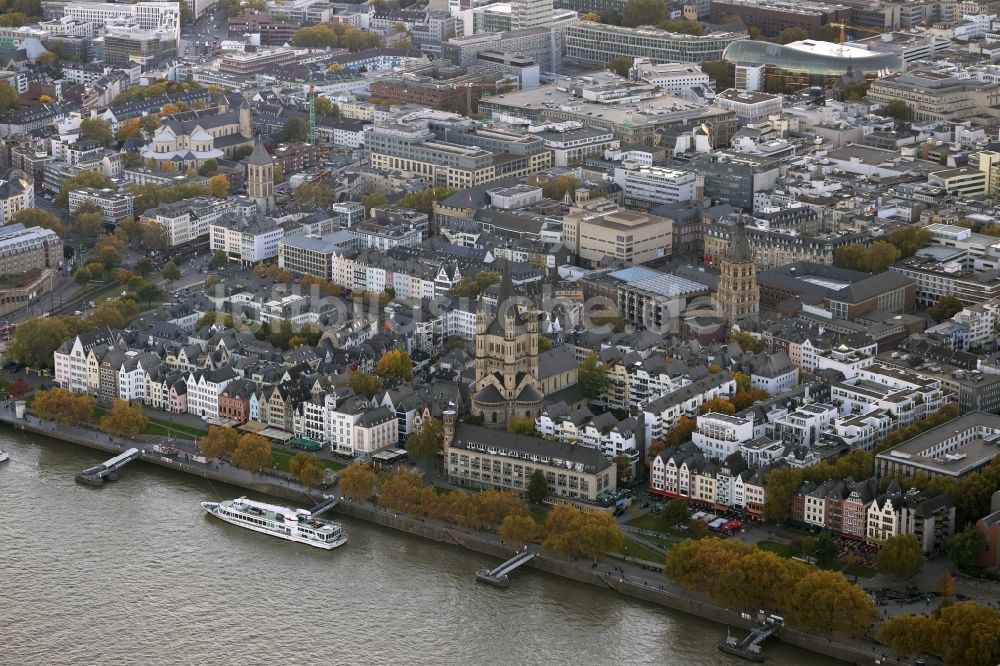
[[0, 449, 8, 463], [201, 497, 347, 550]]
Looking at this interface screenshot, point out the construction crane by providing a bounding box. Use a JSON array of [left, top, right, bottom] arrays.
[[826, 22, 885, 56], [307, 72, 317, 145]]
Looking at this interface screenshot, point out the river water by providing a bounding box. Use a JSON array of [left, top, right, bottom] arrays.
[[1, 430, 841, 666]]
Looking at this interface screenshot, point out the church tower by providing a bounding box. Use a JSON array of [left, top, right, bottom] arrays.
[[716, 215, 759, 325], [470, 261, 543, 428], [245, 138, 274, 213]]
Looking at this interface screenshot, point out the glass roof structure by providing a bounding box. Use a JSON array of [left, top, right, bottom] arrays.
[[722, 39, 902, 77]]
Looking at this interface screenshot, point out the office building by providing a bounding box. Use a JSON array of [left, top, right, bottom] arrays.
[[875, 411, 1000, 480], [613, 163, 696, 209], [565, 22, 744, 65]]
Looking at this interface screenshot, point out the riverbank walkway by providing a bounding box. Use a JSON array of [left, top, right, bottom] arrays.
[[0, 402, 938, 666]]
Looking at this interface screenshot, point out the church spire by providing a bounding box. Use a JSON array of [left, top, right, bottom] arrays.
[[730, 214, 752, 263]]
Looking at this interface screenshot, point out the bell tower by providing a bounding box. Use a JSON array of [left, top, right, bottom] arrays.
[[717, 214, 760, 325], [245, 138, 274, 213]]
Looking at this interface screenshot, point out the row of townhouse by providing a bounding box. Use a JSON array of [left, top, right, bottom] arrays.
[[650, 442, 769, 518], [792, 479, 956, 554], [535, 401, 640, 473], [637, 371, 739, 444]]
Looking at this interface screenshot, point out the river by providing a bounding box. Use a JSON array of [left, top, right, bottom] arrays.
[[0, 430, 842, 665]]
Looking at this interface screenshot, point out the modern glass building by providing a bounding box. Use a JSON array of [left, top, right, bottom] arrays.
[[723, 39, 901, 78]]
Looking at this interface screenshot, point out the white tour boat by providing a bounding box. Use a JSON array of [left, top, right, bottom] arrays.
[[0, 449, 9, 463], [201, 497, 347, 550]]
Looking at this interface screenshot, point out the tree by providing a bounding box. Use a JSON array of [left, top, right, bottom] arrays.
[[273, 164, 284, 184], [80, 117, 113, 147], [376, 349, 413, 380], [659, 18, 701, 35], [526, 469, 548, 502], [405, 417, 443, 460], [932, 601, 1000, 666], [578, 510, 624, 561], [777, 26, 808, 43], [32, 388, 94, 425], [579, 352, 609, 399], [140, 223, 170, 251], [700, 396, 736, 415], [230, 433, 272, 471], [75, 266, 93, 284], [56, 171, 113, 207], [581, 11, 600, 20], [197, 158, 219, 176], [834, 243, 868, 271], [542, 504, 585, 557], [278, 117, 310, 143], [537, 336, 552, 352], [785, 569, 878, 636], [0, 82, 19, 118], [14, 208, 64, 236], [136, 283, 163, 308], [208, 174, 230, 198], [88, 299, 138, 330], [398, 187, 455, 215], [661, 499, 689, 527], [294, 182, 334, 209], [876, 534, 925, 580], [622, 0, 665, 27], [762, 466, 802, 523], [889, 226, 931, 258], [507, 416, 536, 435], [340, 463, 377, 499], [883, 99, 913, 121], [361, 191, 388, 214], [9, 316, 71, 368], [288, 452, 325, 486], [98, 399, 147, 437], [162, 261, 181, 282], [313, 96, 339, 118], [700, 60, 734, 89], [346, 370, 383, 399], [934, 571, 956, 598], [943, 524, 986, 570], [538, 175, 580, 202], [498, 514, 538, 547], [606, 56, 632, 78], [929, 295, 964, 324], [864, 240, 901, 273], [878, 614, 935, 658], [812, 532, 838, 568], [199, 426, 240, 459], [613, 454, 633, 484]]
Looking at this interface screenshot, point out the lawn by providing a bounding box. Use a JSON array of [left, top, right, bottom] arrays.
[[271, 447, 344, 474], [626, 513, 665, 531], [93, 406, 208, 440], [757, 540, 797, 558], [842, 562, 879, 578], [637, 533, 679, 551], [616, 538, 664, 564]]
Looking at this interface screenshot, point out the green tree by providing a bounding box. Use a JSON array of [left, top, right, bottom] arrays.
[[700, 60, 734, 89], [162, 261, 181, 282], [405, 417, 443, 460], [863, 240, 901, 273], [140, 223, 170, 251], [659, 18, 701, 35], [777, 26, 808, 43], [0, 82, 19, 118], [135, 282, 163, 308], [661, 499, 689, 527], [538, 175, 581, 202], [231, 433, 272, 471], [928, 294, 964, 323], [833, 243, 867, 271], [762, 466, 802, 523], [361, 191, 388, 213], [526, 469, 548, 502], [340, 463, 377, 499], [197, 158, 219, 176], [9, 316, 70, 368], [883, 99, 913, 121], [80, 117, 113, 147], [614, 454, 633, 484], [498, 514, 538, 547], [812, 532, 838, 568], [13, 208, 64, 236], [578, 352, 609, 399], [606, 56, 632, 77], [278, 117, 310, 143], [507, 416, 536, 435], [375, 348, 413, 380], [348, 369, 383, 399], [622, 0, 665, 27], [313, 95, 340, 118], [98, 399, 147, 437], [207, 249, 227, 270], [943, 524, 986, 570], [875, 534, 925, 580]]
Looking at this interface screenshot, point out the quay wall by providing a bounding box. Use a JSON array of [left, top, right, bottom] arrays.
[[6, 416, 897, 666]]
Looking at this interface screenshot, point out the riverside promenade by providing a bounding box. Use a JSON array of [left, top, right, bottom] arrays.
[[0, 404, 923, 666]]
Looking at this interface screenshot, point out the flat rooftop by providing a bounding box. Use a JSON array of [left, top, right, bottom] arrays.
[[606, 266, 708, 298], [876, 410, 1000, 476]]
